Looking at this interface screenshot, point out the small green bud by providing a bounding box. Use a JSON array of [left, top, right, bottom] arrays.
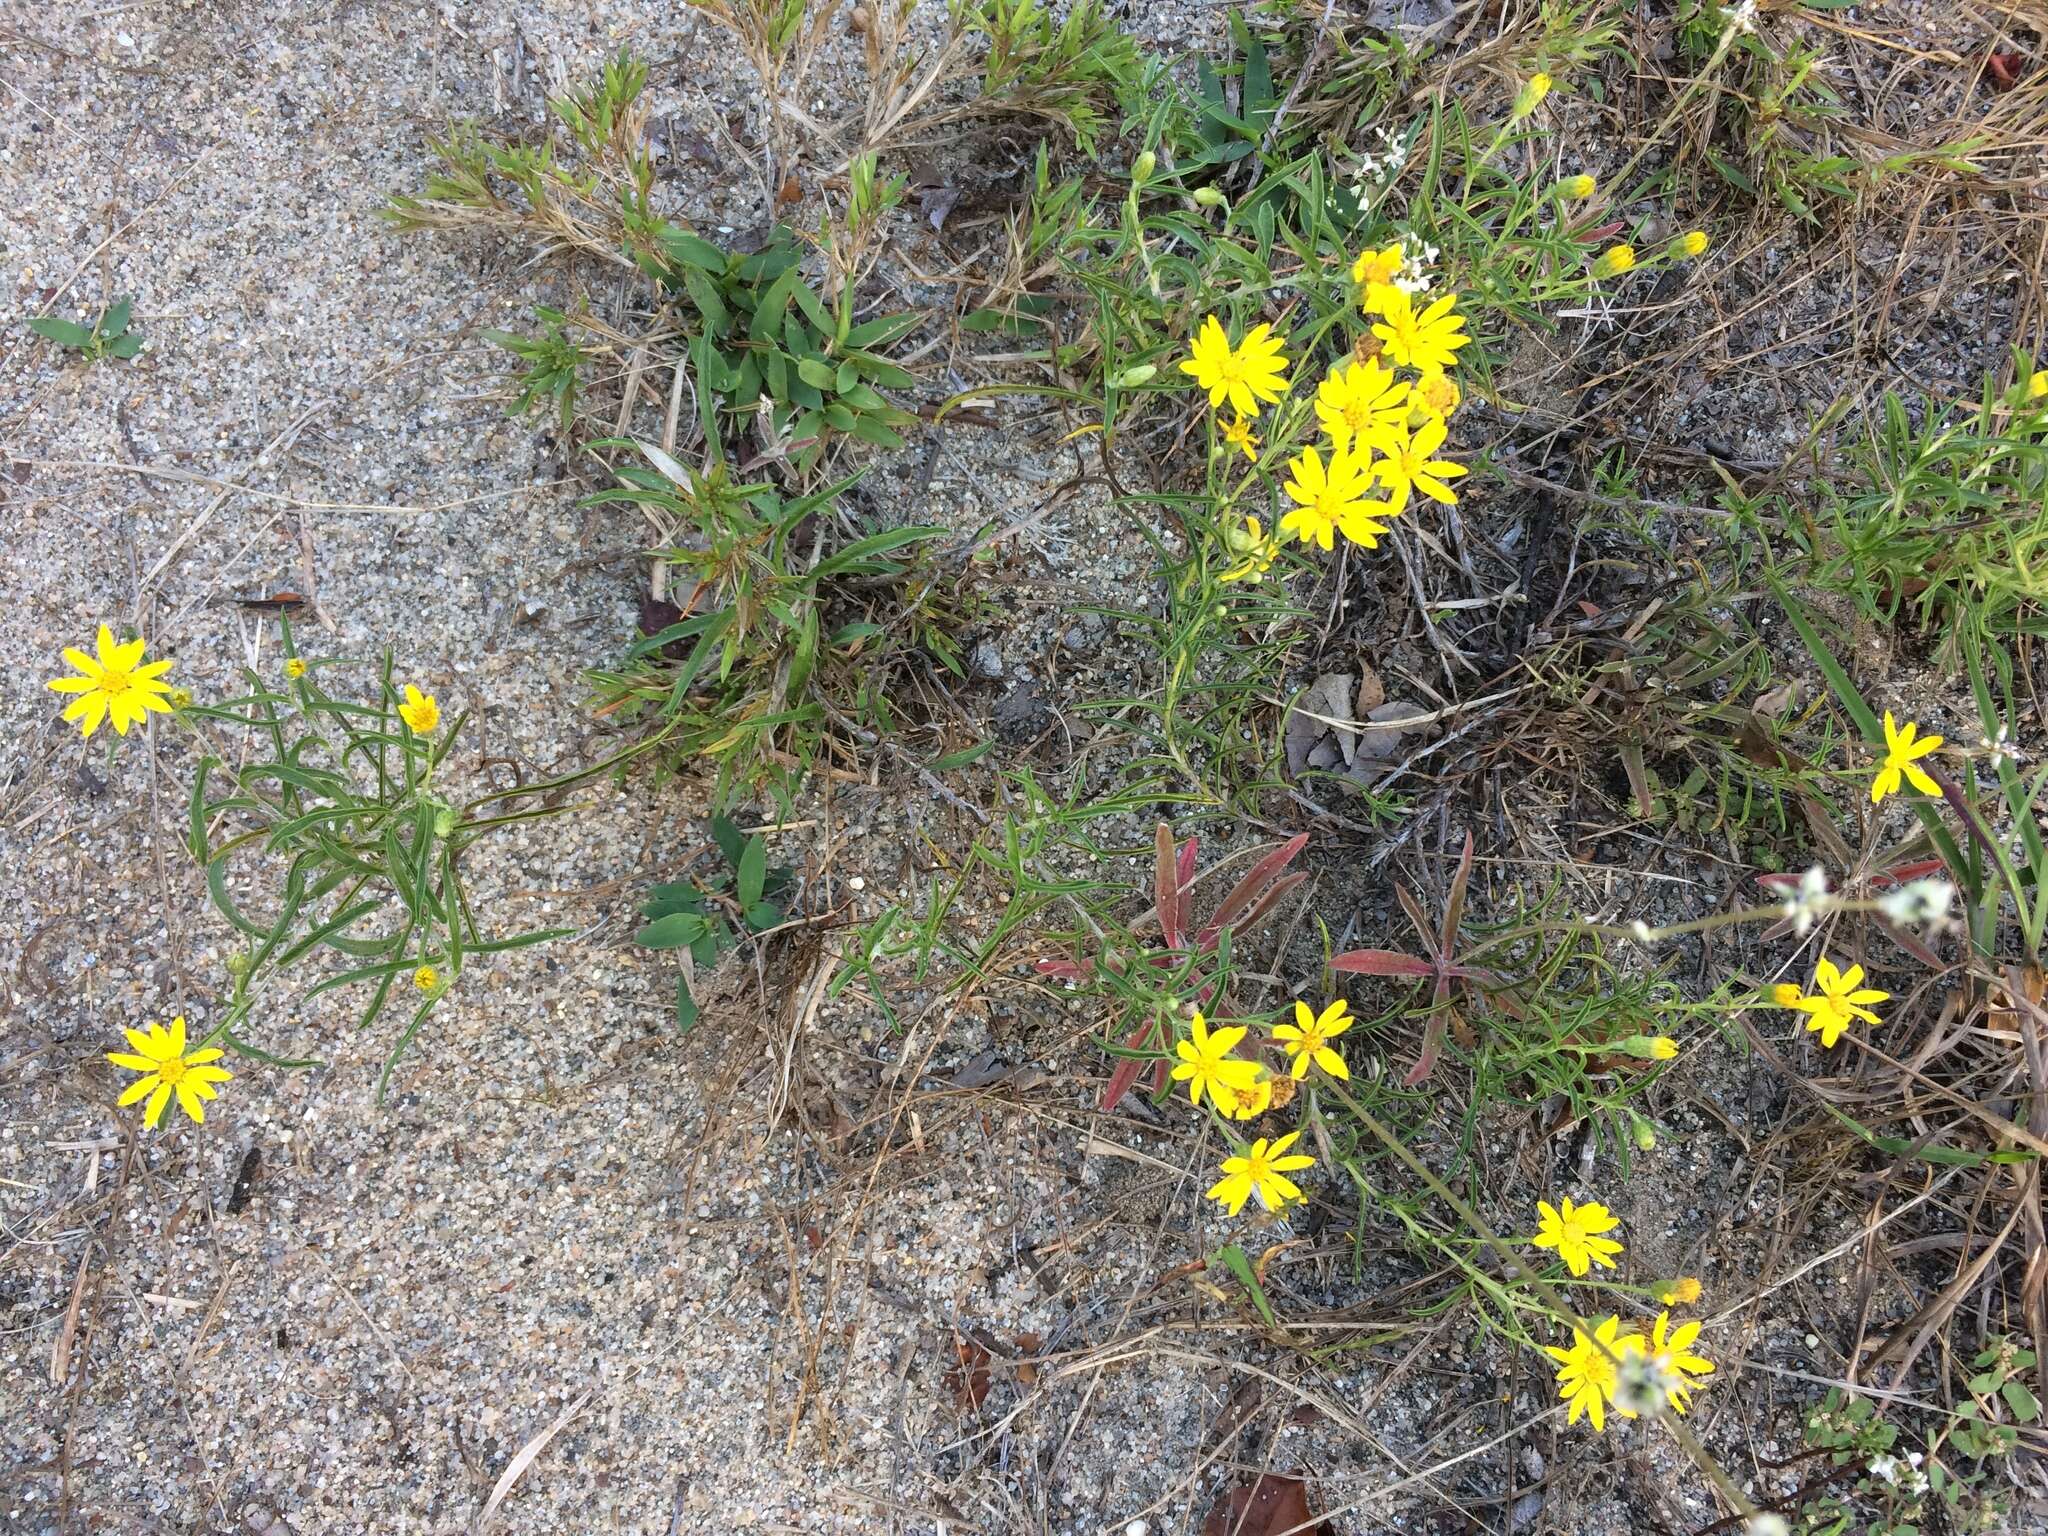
[[1132, 150, 1157, 184], [1628, 1111, 1657, 1151], [1113, 364, 1158, 389], [1191, 186, 1227, 208], [224, 951, 253, 980], [433, 806, 459, 838]]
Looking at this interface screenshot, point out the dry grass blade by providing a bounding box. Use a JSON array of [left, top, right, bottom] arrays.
[[474, 1390, 593, 1534]]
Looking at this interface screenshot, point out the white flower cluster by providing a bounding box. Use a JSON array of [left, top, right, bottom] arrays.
[[1878, 877, 1956, 932], [1868, 1450, 1928, 1495], [1394, 233, 1436, 296], [1349, 125, 1409, 193]]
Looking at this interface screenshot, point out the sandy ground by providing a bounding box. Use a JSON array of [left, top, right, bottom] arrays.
[[2, 3, 2031, 1535]]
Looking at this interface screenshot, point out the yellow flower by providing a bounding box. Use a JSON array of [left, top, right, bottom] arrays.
[[1351, 244, 1406, 315], [1628, 1311, 1715, 1414], [1783, 956, 1889, 1048], [1558, 174, 1596, 199], [1281, 444, 1394, 551], [1274, 998, 1351, 1080], [1870, 710, 1941, 803], [1220, 414, 1260, 462], [1511, 72, 1553, 120], [1414, 369, 1461, 418], [1205, 1131, 1316, 1217], [1178, 315, 1291, 419], [1659, 1276, 1703, 1306], [47, 624, 176, 738], [107, 1017, 233, 1130], [1215, 1072, 1274, 1121], [1370, 289, 1470, 373], [1770, 982, 1803, 1007], [1532, 1195, 1624, 1276], [1593, 244, 1636, 278], [1675, 230, 1710, 258], [2030, 372, 2047, 400], [1648, 1036, 1678, 1060], [1315, 358, 1412, 451], [285, 657, 308, 679], [398, 684, 440, 734], [1218, 515, 1281, 584], [1365, 415, 1468, 511], [1544, 1316, 1643, 1431], [414, 964, 440, 992], [1169, 1010, 1261, 1110]]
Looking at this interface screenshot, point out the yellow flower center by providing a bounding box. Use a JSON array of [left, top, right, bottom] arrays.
[[1342, 399, 1376, 432], [156, 1055, 188, 1085], [1213, 351, 1247, 387], [95, 668, 133, 697]]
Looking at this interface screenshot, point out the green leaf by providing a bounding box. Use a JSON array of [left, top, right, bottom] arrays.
[[744, 901, 781, 931], [638, 910, 708, 949], [737, 835, 767, 908], [843, 312, 920, 349], [796, 356, 837, 390], [930, 741, 997, 772], [835, 358, 859, 394], [28, 316, 94, 348], [673, 977, 701, 1033], [106, 334, 144, 359], [811, 524, 942, 579], [2002, 1379, 2039, 1422], [661, 229, 729, 273], [100, 298, 133, 337], [1211, 1243, 1277, 1329]]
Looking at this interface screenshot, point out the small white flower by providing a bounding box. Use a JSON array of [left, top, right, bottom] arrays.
[[1745, 1516, 1790, 1536], [1869, 1453, 1901, 1484], [1727, 0, 1758, 33], [1781, 865, 1831, 936], [1983, 726, 2024, 769], [1878, 877, 1955, 930]]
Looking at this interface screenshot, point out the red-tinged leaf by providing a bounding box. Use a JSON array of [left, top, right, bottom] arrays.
[[1872, 858, 1947, 889], [1200, 1474, 1326, 1536], [1403, 1007, 1449, 1087], [1394, 882, 1440, 955], [1230, 870, 1310, 941], [1201, 834, 1310, 948], [1329, 948, 1434, 977], [1177, 835, 1199, 889], [1151, 1057, 1169, 1094], [1101, 1016, 1159, 1110], [1442, 831, 1474, 960], [1155, 823, 1182, 950]]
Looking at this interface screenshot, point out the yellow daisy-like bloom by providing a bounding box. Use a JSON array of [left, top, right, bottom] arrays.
[[1545, 1316, 1643, 1431], [414, 964, 440, 992], [1350, 243, 1406, 315], [46, 624, 176, 738], [285, 657, 308, 680], [1273, 998, 1351, 1081], [1206, 1131, 1316, 1217], [1365, 416, 1468, 511], [1315, 358, 1411, 451], [1178, 315, 1291, 419], [398, 684, 440, 734], [1169, 1010, 1261, 1110], [1675, 230, 1710, 258], [1281, 444, 1393, 551], [1218, 515, 1281, 584], [1783, 957, 1889, 1048], [1630, 1311, 1715, 1414], [1870, 710, 1942, 804], [1660, 1276, 1703, 1306], [1414, 369, 1460, 418], [1214, 1072, 1274, 1121], [107, 1017, 233, 1130], [1558, 174, 1596, 200], [1593, 244, 1636, 278], [1532, 1195, 1624, 1276], [1371, 289, 1470, 373], [1219, 414, 1260, 462], [2030, 372, 2048, 400]]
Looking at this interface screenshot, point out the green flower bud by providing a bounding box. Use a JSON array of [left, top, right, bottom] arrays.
[[1113, 364, 1158, 388], [1132, 150, 1157, 184], [1192, 186, 1227, 208]]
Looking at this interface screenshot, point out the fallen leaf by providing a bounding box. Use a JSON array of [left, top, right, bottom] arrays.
[[1200, 1474, 1325, 1536], [776, 175, 802, 206], [944, 1337, 992, 1410]]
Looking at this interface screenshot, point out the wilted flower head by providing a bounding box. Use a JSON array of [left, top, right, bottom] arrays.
[[1878, 877, 1955, 930], [1781, 865, 1831, 936]]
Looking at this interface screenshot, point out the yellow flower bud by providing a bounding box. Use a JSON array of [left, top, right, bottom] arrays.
[[1675, 230, 1710, 258], [1558, 174, 1595, 200], [1592, 243, 1636, 278], [1771, 982, 1803, 1007], [1660, 1276, 1704, 1305], [1511, 72, 1553, 120], [1132, 150, 1156, 184]]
